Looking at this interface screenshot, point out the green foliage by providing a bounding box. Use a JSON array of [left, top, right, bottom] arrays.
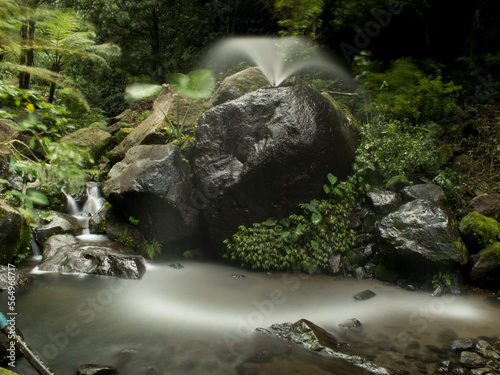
[[127, 70, 215, 140], [128, 216, 139, 226], [223, 174, 357, 271], [356, 115, 439, 181], [141, 238, 162, 260], [432, 271, 452, 289], [357, 58, 461, 124], [274, 0, 324, 38]]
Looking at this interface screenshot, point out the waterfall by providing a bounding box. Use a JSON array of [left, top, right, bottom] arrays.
[[63, 182, 106, 237]]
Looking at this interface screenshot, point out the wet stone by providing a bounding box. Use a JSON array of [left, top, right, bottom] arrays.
[[461, 351, 487, 369], [452, 339, 475, 352], [353, 289, 376, 301], [338, 318, 362, 329], [232, 274, 245, 278], [169, 263, 184, 269], [76, 364, 119, 375]]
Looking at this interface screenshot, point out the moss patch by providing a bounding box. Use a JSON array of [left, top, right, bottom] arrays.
[[459, 211, 500, 250]]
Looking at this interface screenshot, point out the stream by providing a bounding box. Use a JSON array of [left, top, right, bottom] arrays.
[[2, 258, 500, 375]]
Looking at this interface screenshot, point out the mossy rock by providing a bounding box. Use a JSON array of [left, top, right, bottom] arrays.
[[437, 144, 454, 165], [59, 127, 112, 163], [0, 200, 31, 264], [459, 211, 500, 251], [0, 368, 20, 375], [470, 242, 500, 282], [385, 175, 411, 192], [375, 262, 398, 282], [112, 127, 134, 145], [451, 153, 481, 174]]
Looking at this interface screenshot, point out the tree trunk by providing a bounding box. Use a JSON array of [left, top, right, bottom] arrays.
[[48, 64, 60, 103], [18, 19, 36, 89]]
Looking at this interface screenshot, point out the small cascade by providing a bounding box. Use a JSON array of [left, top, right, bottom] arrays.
[[30, 235, 42, 257], [63, 182, 107, 239]]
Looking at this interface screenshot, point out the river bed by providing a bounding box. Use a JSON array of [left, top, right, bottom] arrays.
[[2, 258, 499, 374]]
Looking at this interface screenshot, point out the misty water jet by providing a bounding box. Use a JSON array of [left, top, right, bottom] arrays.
[[203, 36, 353, 87]]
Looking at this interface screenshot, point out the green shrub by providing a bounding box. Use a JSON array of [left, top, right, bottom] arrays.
[[357, 58, 461, 124], [356, 116, 439, 181], [223, 175, 357, 271]]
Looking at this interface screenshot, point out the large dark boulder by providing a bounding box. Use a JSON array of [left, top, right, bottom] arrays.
[[0, 200, 31, 264], [39, 235, 146, 279], [193, 86, 358, 252], [103, 145, 199, 247], [376, 199, 468, 267], [469, 242, 500, 284]]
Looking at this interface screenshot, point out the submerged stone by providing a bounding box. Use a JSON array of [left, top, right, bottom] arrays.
[[353, 289, 376, 301], [338, 318, 362, 329], [39, 236, 146, 279], [169, 262, 184, 269], [76, 364, 119, 375]]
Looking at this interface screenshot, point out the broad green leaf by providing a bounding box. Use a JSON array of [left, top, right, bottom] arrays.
[[323, 184, 331, 194], [27, 190, 49, 206], [311, 240, 319, 250], [304, 202, 319, 214], [327, 173, 337, 186], [281, 231, 290, 239], [168, 69, 215, 100], [311, 212, 322, 224]]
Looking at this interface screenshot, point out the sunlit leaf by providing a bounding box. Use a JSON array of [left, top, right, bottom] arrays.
[[125, 83, 162, 101]]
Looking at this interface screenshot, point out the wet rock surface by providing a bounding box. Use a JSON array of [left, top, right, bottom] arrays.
[[39, 235, 146, 279], [194, 86, 358, 252], [103, 144, 199, 246], [353, 289, 376, 301], [437, 339, 500, 374], [0, 264, 33, 290], [401, 183, 445, 203], [366, 189, 402, 216], [76, 364, 119, 375], [376, 199, 468, 266], [33, 210, 82, 245], [259, 319, 406, 375]]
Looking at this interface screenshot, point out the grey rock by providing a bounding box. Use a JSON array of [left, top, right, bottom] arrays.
[[460, 351, 486, 369], [376, 199, 468, 266], [476, 340, 500, 360], [34, 210, 82, 245], [39, 237, 146, 279], [58, 128, 112, 163], [76, 364, 119, 375], [194, 86, 358, 252], [0, 265, 33, 290], [328, 253, 342, 274], [338, 318, 362, 329], [353, 289, 376, 301], [42, 234, 78, 259], [354, 266, 366, 279], [469, 243, 500, 281], [366, 189, 401, 216], [452, 339, 476, 351], [462, 193, 500, 220], [103, 145, 199, 246], [402, 183, 445, 203], [169, 262, 184, 269], [105, 208, 146, 253]]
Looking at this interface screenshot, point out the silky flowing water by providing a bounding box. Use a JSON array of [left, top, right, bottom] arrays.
[[3, 258, 499, 375]]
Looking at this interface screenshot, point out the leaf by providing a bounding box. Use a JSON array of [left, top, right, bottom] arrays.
[[281, 231, 290, 239], [311, 241, 319, 250], [323, 184, 331, 194], [27, 190, 49, 206], [327, 173, 337, 186], [311, 212, 322, 225], [304, 201, 319, 214], [125, 83, 162, 100], [168, 69, 215, 100]]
